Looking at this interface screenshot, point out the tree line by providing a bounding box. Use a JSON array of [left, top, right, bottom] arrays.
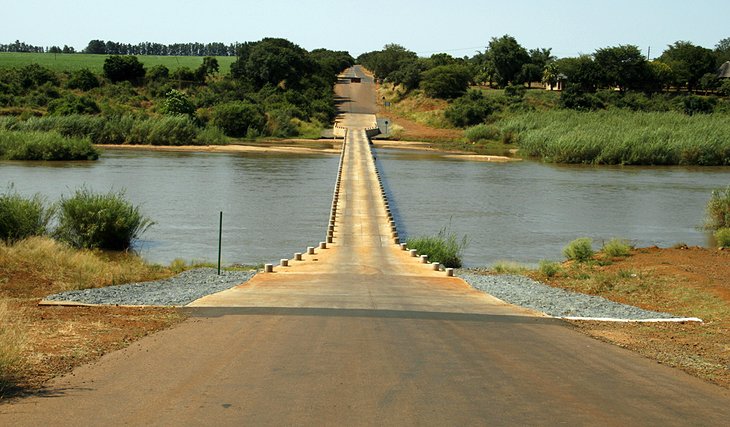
[[357, 36, 730, 98], [0, 39, 246, 56]]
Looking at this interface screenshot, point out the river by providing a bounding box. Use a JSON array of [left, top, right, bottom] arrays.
[[2, 149, 729, 267]]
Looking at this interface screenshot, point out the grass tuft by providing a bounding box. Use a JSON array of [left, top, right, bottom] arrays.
[[563, 238, 595, 262], [0, 300, 26, 396], [492, 261, 529, 274], [0, 188, 54, 243], [538, 260, 562, 277], [406, 226, 467, 268], [715, 228, 730, 248], [602, 238, 633, 258]]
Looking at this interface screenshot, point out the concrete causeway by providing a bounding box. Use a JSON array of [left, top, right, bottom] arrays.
[[188, 116, 528, 315]]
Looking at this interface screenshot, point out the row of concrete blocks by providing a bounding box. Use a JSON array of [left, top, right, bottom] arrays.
[[263, 132, 347, 273], [369, 137, 454, 278]]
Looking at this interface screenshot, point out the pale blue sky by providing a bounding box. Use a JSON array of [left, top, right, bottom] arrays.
[[3, 0, 728, 58]]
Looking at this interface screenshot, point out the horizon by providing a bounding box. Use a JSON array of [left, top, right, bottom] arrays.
[[3, 0, 729, 59]]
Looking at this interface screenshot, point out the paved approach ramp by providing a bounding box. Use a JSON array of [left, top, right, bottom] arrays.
[[2, 67, 729, 425]]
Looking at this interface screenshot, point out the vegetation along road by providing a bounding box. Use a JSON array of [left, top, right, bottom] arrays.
[[2, 66, 729, 425]]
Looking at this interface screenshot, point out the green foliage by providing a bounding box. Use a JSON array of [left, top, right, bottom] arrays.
[[719, 80, 730, 97], [47, 94, 100, 115], [444, 90, 501, 127], [66, 68, 99, 91], [146, 65, 170, 83], [602, 238, 632, 257], [492, 261, 528, 274], [706, 186, 730, 230], [538, 260, 561, 278], [103, 55, 146, 84], [502, 110, 730, 165], [682, 95, 716, 115], [127, 115, 199, 146], [194, 125, 227, 145], [659, 41, 717, 91], [161, 89, 195, 116], [420, 65, 471, 99], [232, 38, 314, 89], [212, 101, 266, 137], [55, 188, 153, 250], [488, 35, 530, 86], [714, 228, 730, 248], [593, 45, 651, 91], [563, 238, 595, 262], [0, 130, 99, 160], [406, 227, 468, 268], [357, 44, 419, 83], [464, 124, 501, 142], [0, 189, 53, 243]]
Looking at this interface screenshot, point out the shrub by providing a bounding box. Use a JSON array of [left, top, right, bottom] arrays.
[[55, 188, 154, 250], [444, 90, 501, 127], [706, 186, 730, 230], [715, 228, 730, 248], [47, 94, 100, 116], [0, 130, 99, 161], [420, 65, 472, 99], [212, 101, 266, 137], [602, 238, 632, 257], [103, 55, 146, 84], [161, 89, 195, 117], [464, 124, 501, 142], [406, 226, 467, 268], [66, 68, 99, 91], [492, 261, 528, 274], [194, 125, 228, 145], [0, 189, 53, 243], [128, 116, 199, 146], [681, 95, 716, 115], [538, 260, 561, 277], [563, 238, 594, 262]]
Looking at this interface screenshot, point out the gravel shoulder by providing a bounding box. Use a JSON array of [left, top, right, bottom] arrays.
[[43, 268, 256, 307], [459, 271, 683, 320]]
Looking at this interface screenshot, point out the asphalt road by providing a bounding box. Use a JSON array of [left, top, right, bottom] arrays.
[[2, 67, 728, 426]]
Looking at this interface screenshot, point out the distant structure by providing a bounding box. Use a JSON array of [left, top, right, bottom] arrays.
[[545, 73, 568, 91], [718, 61, 730, 79]]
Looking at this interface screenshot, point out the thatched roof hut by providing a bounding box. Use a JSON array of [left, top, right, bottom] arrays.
[[718, 61, 730, 79]]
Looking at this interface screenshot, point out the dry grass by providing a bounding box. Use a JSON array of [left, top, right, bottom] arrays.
[[0, 237, 181, 396], [0, 300, 26, 394], [0, 236, 170, 294]]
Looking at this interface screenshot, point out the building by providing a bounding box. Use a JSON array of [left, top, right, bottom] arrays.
[[718, 61, 730, 79]]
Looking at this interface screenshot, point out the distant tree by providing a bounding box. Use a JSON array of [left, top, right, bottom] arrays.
[[62, 45, 75, 54], [84, 39, 107, 54], [659, 41, 716, 92], [310, 48, 355, 77], [529, 48, 555, 71], [146, 65, 170, 83], [358, 44, 419, 82], [66, 68, 99, 91], [170, 67, 198, 87], [103, 55, 146, 84], [444, 90, 501, 127], [555, 55, 600, 92], [162, 89, 195, 116], [427, 53, 458, 68], [212, 101, 266, 137], [48, 46, 62, 54], [542, 62, 560, 89], [593, 45, 650, 91], [716, 37, 730, 64], [487, 35, 530, 86], [647, 61, 674, 91], [420, 64, 472, 99], [518, 63, 542, 87], [231, 38, 314, 90], [388, 60, 424, 90]]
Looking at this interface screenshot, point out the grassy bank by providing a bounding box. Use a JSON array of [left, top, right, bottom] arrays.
[[0, 52, 237, 73], [0, 129, 98, 160], [501, 110, 730, 165], [0, 237, 183, 395]]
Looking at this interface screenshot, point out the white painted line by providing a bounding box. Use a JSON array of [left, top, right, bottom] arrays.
[[555, 316, 703, 323]]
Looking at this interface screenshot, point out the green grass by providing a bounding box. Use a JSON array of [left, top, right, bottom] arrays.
[[563, 238, 595, 262], [491, 261, 529, 274], [501, 110, 730, 165], [406, 226, 468, 268], [55, 188, 154, 250], [601, 238, 632, 258], [0, 129, 99, 160], [0, 189, 53, 243], [0, 52, 237, 73]]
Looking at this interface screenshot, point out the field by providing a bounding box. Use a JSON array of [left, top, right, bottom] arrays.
[[0, 52, 237, 72]]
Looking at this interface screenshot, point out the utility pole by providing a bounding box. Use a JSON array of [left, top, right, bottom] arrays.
[[647, 46, 651, 61]]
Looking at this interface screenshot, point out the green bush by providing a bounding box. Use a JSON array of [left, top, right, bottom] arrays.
[[161, 89, 195, 117], [128, 116, 199, 146], [47, 94, 100, 116], [706, 186, 730, 230], [602, 238, 632, 257], [66, 68, 99, 91], [715, 228, 730, 248], [538, 260, 561, 277], [406, 226, 467, 268], [0, 189, 53, 243], [445, 90, 502, 127], [563, 238, 594, 262], [420, 65, 471, 100], [464, 124, 501, 142], [194, 125, 228, 145], [212, 101, 266, 137], [55, 188, 153, 250], [0, 130, 99, 161]]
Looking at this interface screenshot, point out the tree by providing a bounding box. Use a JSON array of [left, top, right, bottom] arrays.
[[555, 56, 600, 92], [162, 89, 195, 116], [357, 44, 418, 82], [659, 41, 716, 92], [212, 101, 266, 137], [518, 63, 542, 87], [231, 38, 315, 90], [444, 90, 500, 127], [66, 68, 99, 91], [84, 40, 107, 54], [420, 64, 471, 99], [487, 35, 530, 87], [103, 55, 146, 84], [593, 45, 650, 91], [542, 62, 560, 89], [716, 37, 730, 64]]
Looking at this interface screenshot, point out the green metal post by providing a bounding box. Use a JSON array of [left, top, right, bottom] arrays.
[[217, 211, 223, 275]]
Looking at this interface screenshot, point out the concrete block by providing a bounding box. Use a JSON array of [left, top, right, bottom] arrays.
[[400, 243, 408, 250], [420, 255, 429, 264], [432, 262, 441, 271], [307, 246, 315, 255], [410, 249, 418, 257], [264, 264, 274, 273], [319, 242, 327, 249], [295, 253, 302, 261], [446, 268, 454, 277], [280, 259, 289, 267]]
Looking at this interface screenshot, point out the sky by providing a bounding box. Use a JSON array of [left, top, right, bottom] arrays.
[[3, 0, 729, 58]]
